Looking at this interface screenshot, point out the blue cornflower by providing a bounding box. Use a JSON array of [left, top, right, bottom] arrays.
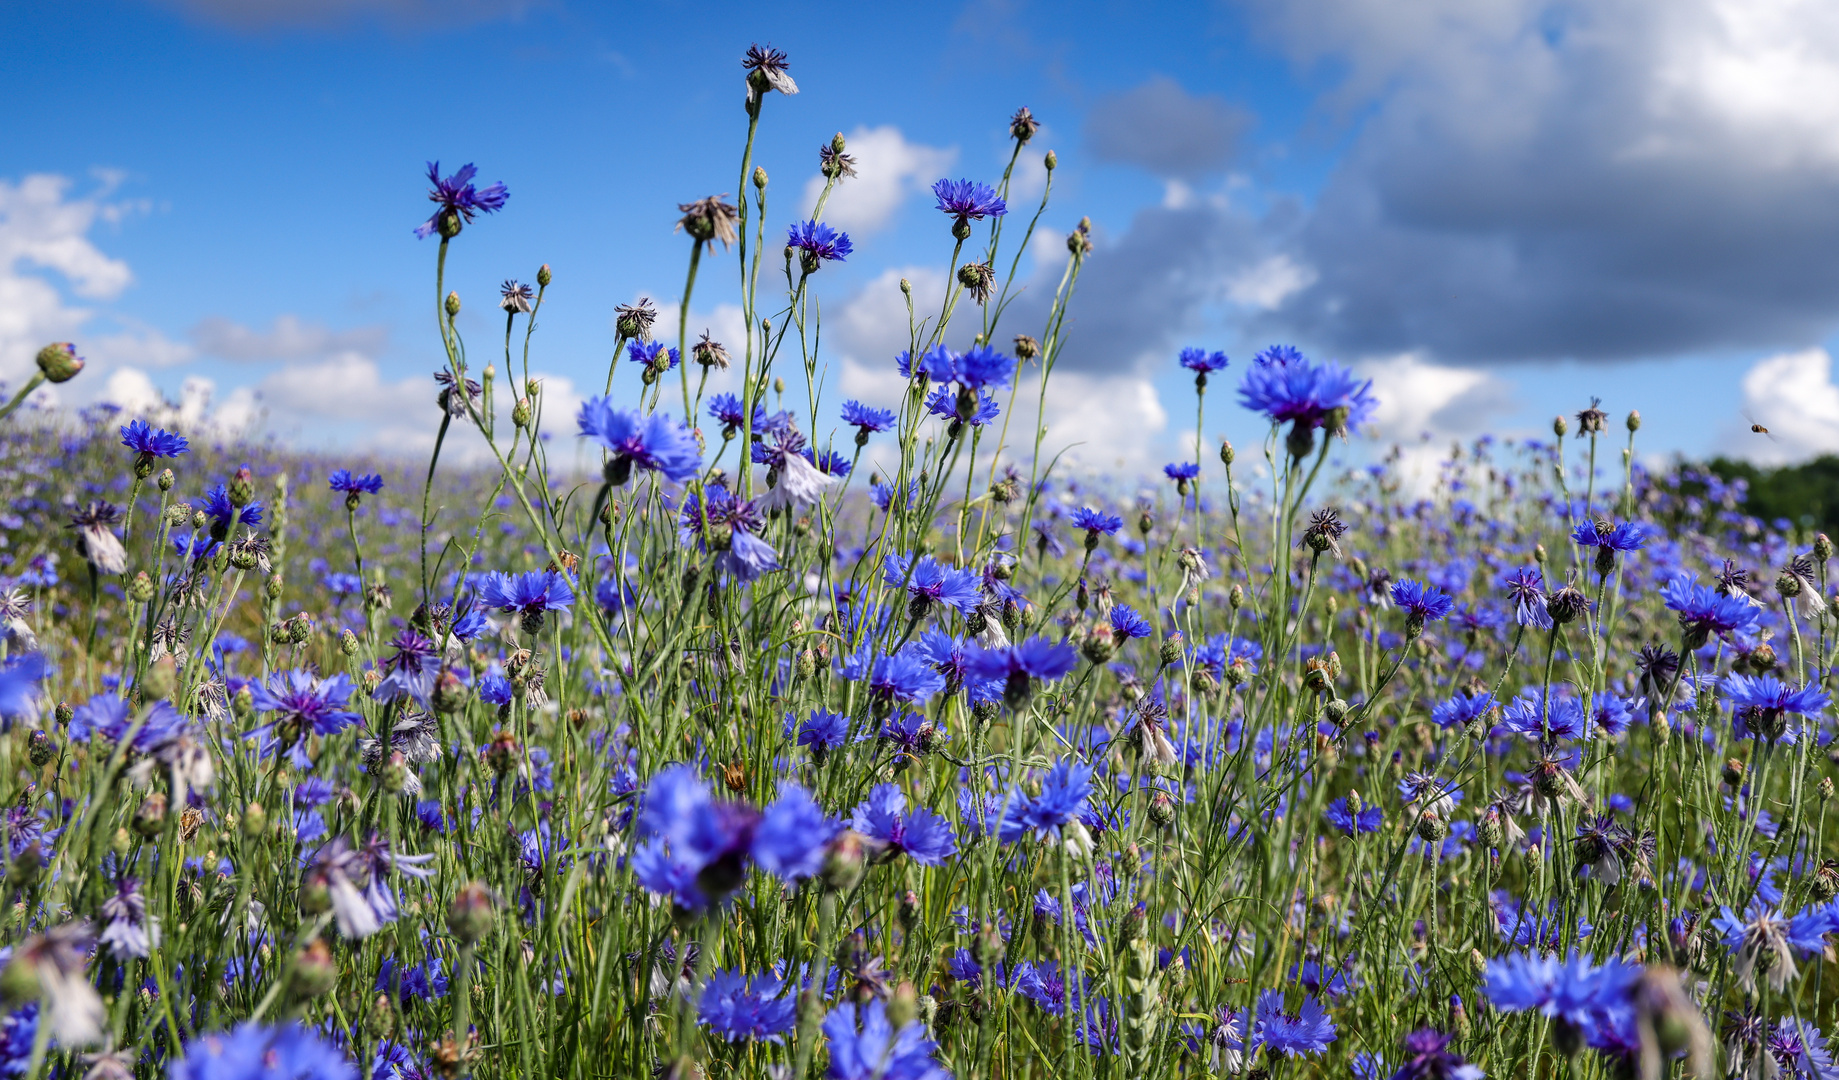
[[680, 483, 780, 583], [802, 447, 852, 477], [327, 470, 384, 497], [699, 970, 797, 1043], [822, 999, 951, 1080], [478, 570, 575, 633], [932, 178, 1007, 226], [999, 758, 1094, 845], [1164, 462, 1201, 482], [1663, 572, 1762, 647], [248, 670, 360, 743], [1179, 346, 1231, 374], [414, 161, 509, 240], [863, 649, 948, 706], [1391, 580, 1454, 632], [628, 339, 680, 371], [1012, 960, 1068, 1015], [1324, 797, 1383, 836], [1431, 690, 1494, 730], [373, 630, 441, 707], [1254, 990, 1336, 1056], [794, 709, 851, 760], [478, 674, 513, 707], [1571, 519, 1646, 551], [954, 344, 1016, 391], [375, 953, 450, 1006], [1725, 674, 1830, 742], [196, 483, 264, 534], [1483, 951, 1640, 1027], [576, 397, 702, 484], [707, 393, 755, 431], [969, 637, 1078, 707], [885, 553, 983, 618], [841, 399, 896, 436], [899, 343, 955, 381], [451, 603, 491, 641], [1387, 1030, 1483, 1080], [1238, 348, 1377, 434], [69, 693, 191, 752], [1590, 695, 1642, 737], [924, 386, 1002, 427], [170, 1022, 357, 1080], [752, 785, 836, 881], [120, 419, 187, 459], [1109, 604, 1152, 641], [1497, 690, 1589, 743], [594, 577, 636, 614], [0, 654, 47, 723], [1071, 507, 1123, 538], [852, 784, 958, 866], [787, 220, 853, 265], [1503, 567, 1552, 629]]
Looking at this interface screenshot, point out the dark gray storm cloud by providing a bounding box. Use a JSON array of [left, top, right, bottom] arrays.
[[1084, 77, 1254, 179], [1240, 0, 1839, 363]]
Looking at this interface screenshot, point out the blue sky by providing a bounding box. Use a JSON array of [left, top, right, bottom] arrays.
[[5, 0, 1839, 483]]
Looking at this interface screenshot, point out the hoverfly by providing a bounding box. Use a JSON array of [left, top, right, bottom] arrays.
[[1743, 410, 1778, 441]]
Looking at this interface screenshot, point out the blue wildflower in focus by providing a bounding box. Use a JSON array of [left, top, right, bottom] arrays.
[[169, 1022, 357, 1080], [1163, 462, 1200, 483], [1663, 572, 1762, 648], [1012, 960, 1068, 1015], [1724, 674, 1830, 743], [680, 483, 780, 584], [576, 397, 702, 484], [841, 400, 896, 436], [924, 386, 1001, 427], [822, 999, 951, 1080], [865, 649, 948, 706], [1503, 567, 1552, 629], [478, 674, 513, 707], [196, 483, 264, 534], [1391, 580, 1454, 631], [1071, 507, 1123, 538], [478, 570, 574, 633], [999, 758, 1095, 846], [414, 161, 509, 240], [707, 393, 755, 432], [373, 630, 441, 707], [120, 419, 187, 460], [699, 969, 797, 1043], [1109, 604, 1152, 641], [932, 178, 1008, 226], [328, 470, 384, 498], [249, 670, 361, 743], [1254, 990, 1336, 1056], [1497, 691, 1589, 743], [628, 340, 680, 371], [885, 553, 982, 619], [1324, 797, 1382, 836], [794, 709, 851, 760], [1431, 690, 1494, 730], [1238, 347, 1377, 435], [1571, 519, 1646, 552], [1179, 347, 1230, 374], [852, 784, 958, 866], [787, 220, 853, 265]]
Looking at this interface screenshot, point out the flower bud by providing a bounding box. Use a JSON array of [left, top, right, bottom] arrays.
[[445, 291, 462, 317], [1044, 149, 1057, 170], [26, 731, 54, 768], [1158, 633, 1183, 668], [1723, 758, 1746, 787], [448, 881, 497, 944], [288, 940, 338, 1001], [536, 264, 552, 287], [157, 468, 175, 491], [128, 571, 155, 603], [432, 670, 469, 715], [340, 628, 360, 657], [228, 466, 255, 508], [753, 166, 768, 190], [142, 656, 177, 702], [1013, 334, 1040, 360], [1626, 410, 1641, 432], [1148, 791, 1176, 828], [512, 398, 532, 429], [823, 830, 869, 892], [1417, 812, 1448, 843], [34, 342, 84, 384], [133, 792, 167, 839], [243, 802, 266, 838], [1553, 414, 1569, 437]]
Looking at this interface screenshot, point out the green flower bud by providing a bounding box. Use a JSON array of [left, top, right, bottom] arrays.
[[445, 291, 462, 317], [34, 342, 83, 384]]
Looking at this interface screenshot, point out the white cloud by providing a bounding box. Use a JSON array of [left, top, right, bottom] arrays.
[[801, 126, 957, 236], [1225, 254, 1318, 311], [1356, 353, 1515, 494], [1727, 347, 1839, 465], [192, 314, 388, 362], [0, 172, 171, 389]]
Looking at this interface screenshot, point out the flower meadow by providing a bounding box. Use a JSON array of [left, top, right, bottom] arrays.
[[0, 44, 1837, 1080]]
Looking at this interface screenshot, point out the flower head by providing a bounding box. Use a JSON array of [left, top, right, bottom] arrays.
[[932, 178, 1008, 226], [1238, 347, 1377, 435], [576, 397, 702, 484], [787, 220, 853, 266], [170, 1023, 356, 1080], [119, 419, 187, 460], [742, 44, 798, 106], [821, 999, 950, 1080], [1179, 347, 1230, 374], [699, 970, 797, 1043], [328, 470, 383, 498], [852, 784, 958, 866], [414, 161, 508, 240], [841, 400, 896, 435]]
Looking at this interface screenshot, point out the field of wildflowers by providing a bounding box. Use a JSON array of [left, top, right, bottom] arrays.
[[0, 42, 1834, 1080]]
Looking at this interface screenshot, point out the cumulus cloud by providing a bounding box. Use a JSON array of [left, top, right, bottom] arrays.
[[0, 171, 193, 401], [800, 126, 957, 236], [1727, 348, 1839, 466], [1358, 353, 1515, 441], [192, 315, 388, 362], [1240, 0, 1839, 363], [1084, 76, 1254, 179]]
